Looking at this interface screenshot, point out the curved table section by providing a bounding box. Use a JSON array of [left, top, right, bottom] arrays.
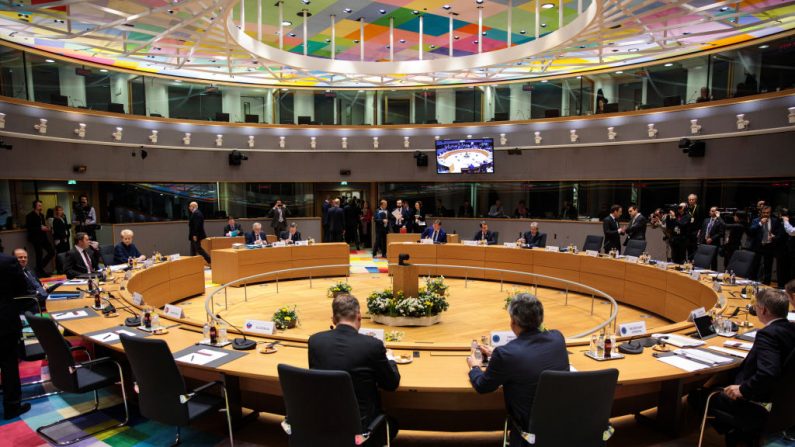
[[124, 256, 205, 308]]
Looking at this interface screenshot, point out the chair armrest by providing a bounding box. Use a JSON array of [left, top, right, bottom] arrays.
[[356, 414, 386, 445], [16, 296, 41, 315], [179, 380, 223, 404], [76, 356, 116, 369]]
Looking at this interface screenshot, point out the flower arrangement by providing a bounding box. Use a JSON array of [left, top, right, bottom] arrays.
[[366, 277, 450, 319], [327, 281, 353, 298], [424, 276, 449, 297], [272, 305, 299, 330], [385, 330, 405, 342], [505, 288, 532, 309]]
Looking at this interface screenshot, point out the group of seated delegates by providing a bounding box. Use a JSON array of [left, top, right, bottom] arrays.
[[242, 221, 303, 245]]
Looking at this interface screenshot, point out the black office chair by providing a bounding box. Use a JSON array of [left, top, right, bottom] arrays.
[[119, 335, 235, 446], [26, 312, 128, 445], [99, 244, 115, 266], [698, 353, 795, 447], [504, 369, 618, 447], [583, 235, 604, 252], [693, 244, 719, 270], [56, 252, 68, 274], [624, 240, 647, 257], [726, 250, 756, 279], [278, 363, 390, 447], [492, 231, 499, 245], [537, 233, 548, 248]]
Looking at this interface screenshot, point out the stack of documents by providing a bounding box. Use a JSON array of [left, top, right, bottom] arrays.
[[651, 333, 705, 348]]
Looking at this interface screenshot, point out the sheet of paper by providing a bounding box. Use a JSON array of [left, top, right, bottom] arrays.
[[52, 310, 89, 320], [657, 355, 710, 372], [651, 333, 704, 348], [788, 312, 795, 322], [723, 341, 753, 351], [89, 329, 138, 343], [63, 279, 88, 285], [706, 346, 748, 359], [674, 348, 733, 365], [740, 330, 757, 340], [176, 349, 227, 366]]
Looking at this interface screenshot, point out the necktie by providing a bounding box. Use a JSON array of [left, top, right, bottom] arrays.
[[82, 249, 93, 272], [432, 231, 438, 242], [707, 219, 714, 235]]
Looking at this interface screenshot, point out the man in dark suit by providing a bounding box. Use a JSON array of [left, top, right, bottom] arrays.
[[521, 222, 546, 248], [666, 204, 692, 265], [223, 216, 242, 236], [458, 200, 474, 218], [267, 200, 290, 237], [279, 222, 302, 244], [372, 200, 390, 258], [12, 248, 48, 310], [188, 202, 211, 264], [473, 222, 497, 245], [308, 294, 400, 444], [63, 232, 100, 279], [686, 193, 704, 262], [697, 207, 726, 270], [245, 222, 268, 245], [389, 199, 410, 233], [468, 294, 569, 447], [602, 204, 623, 254], [26, 200, 54, 277], [327, 199, 345, 243], [624, 204, 647, 244], [748, 206, 785, 284], [689, 288, 795, 445], [321, 197, 331, 242], [344, 199, 361, 249], [421, 219, 447, 243], [0, 252, 32, 419]]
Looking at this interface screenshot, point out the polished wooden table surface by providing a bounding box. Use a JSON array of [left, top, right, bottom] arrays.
[[211, 243, 349, 285], [48, 251, 756, 432]]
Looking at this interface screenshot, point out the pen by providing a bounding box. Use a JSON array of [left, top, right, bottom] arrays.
[[102, 334, 112, 340], [189, 355, 195, 362]]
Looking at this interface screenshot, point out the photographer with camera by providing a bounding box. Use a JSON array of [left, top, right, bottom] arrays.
[[72, 194, 97, 241]]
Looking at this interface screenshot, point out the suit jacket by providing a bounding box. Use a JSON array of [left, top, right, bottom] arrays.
[[748, 217, 785, 252], [308, 325, 401, 426], [389, 208, 411, 233], [188, 210, 207, 241], [279, 231, 302, 243], [245, 231, 268, 245], [473, 230, 497, 245], [734, 319, 795, 402], [267, 206, 290, 229], [469, 329, 569, 446], [63, 246, 100, 279], [522, 231, 546, 248], [624, 213, 648, 244], [0, 253, 28, 337], [26, 210, 48, 243], [373, 208, 390, 233], [421, 227, 447, 243], [687, 205, 704, 236], [113, 242, 142, 264], [698, 217, 725, 246], [223, 223, 242, 236], [344, 204, 362, 227], [602, 215, 621, 253], [327, 206, 345, 234]]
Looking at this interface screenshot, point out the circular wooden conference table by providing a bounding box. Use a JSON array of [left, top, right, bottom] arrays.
[[47, 242, 756, 434]]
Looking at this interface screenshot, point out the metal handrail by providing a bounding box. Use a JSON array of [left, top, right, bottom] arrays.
[[204, 262, 618, 340]]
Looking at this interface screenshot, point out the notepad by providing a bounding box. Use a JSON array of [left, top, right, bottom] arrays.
[[52, 310, 89, 320], [674, 348, 734, 366], [651, 333, 705, 348], [176, 348, 227, 366], [63, 279, 88, 286], [657, 355, 709, 372], [723, 341, 753, 351], [89, 329, 138, 343], [706, 346, 748, 359]]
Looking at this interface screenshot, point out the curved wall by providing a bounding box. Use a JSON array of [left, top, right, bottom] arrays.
[[1, 93, 794, 182]]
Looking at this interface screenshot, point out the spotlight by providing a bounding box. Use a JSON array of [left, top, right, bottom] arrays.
[[569, 129, 579, 143], [690, 119, 702, 135], [414, 151, 428, 167], [534, 131, 542, 145], [736, 114, 750, 130], [0, 113, 5, 129]]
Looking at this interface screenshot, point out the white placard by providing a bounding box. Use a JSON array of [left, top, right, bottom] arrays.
[[690, 270, 701, 280], [545, 245, 560, 252], [176, 348, 227, 366], [295, 240, 309, 246], [132, 292, 144, 306], [52, 310, 89, 320], [143, 259, 154, 269], [717, 293, 726, 308], [462, 240, 478, 246], [168, 253, 180, 261], [359, 327, 385, 341], [272, 241, 286, 247], [503, 242, 518, 248], [713, 281, 722, 292], [585, 250, 599, 257], [618, 321, 647, 337], [490, 330, 517, 347], [420, 238, 434, 244], [788, 312, 795, 322], [164, 304, 184, 319], [624, 256, 639, 264], [244, 319, 275, 335], [688, 307, 707, 322]]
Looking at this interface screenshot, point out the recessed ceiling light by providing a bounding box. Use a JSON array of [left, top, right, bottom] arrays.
[[325, 38, 330, 42], [482, 31, 487, 35], [473, 40, 479, 44], [519, 30, 526, 34], [719, 6, 729, 11], [541, 79, 548, 83], [615, 70, 623, 74], [343, 8, 352, 13], [664, 63, 673, 67], [443, 4, 451, 10], [281, 20, 292, 26], [541, 3, 555, 9], [288, 32, 296, 37], [412, 10, 419, 14], [759, 44, 770, 49], [399, 39, 406, 43], [99, 69, 108, 72], [475, 0, 484, 4], [430, 44, 436, 49], [45, 59, 54, 63], [353, 39, 359, 43], [454, 35, 460, 40], [628, 48, 639, 52], [576, 75, 582, 79], [301, 0, 310, 4], [540, 23, 547, 28]]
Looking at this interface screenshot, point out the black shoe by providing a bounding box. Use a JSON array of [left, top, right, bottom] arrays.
[[4, 402, 31, 420]]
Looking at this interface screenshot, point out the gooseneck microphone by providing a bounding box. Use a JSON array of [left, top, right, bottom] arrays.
[[105, 291, 141, 326], [215, 313, 256, 350]]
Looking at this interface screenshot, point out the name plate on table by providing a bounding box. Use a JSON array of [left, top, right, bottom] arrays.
[[244, 319, 274, 335], [624, 256, 638, 264], [717, 293, 726, 307], [688, 307, 707, 322], [132, 292, 144, 306], [359, 328, 385, 341], [143, 259, 154, 269], [546, 246, 560, 252], [168, 254, 180, 261], [462, 240, 478, 246], [164, 304, 184, 319], [503, 242, 518, 248], [420, 238, 434, 245], [618, 321, 647, 336], [713, 281, 722, 292], [294, 240, 309, 246], [690, 270, 701, 280], [124, 270, 132, 280], [272, 241, 286, 247], [585, 250, 599, 257], [490, 330, 517, 347]]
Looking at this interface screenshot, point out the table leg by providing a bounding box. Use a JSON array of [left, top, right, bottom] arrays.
[[223, 373, 259, 428], [635, 378, 685, 436]]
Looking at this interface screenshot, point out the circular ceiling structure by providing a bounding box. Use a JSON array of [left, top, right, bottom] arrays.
[[1, 0, 795, 88]]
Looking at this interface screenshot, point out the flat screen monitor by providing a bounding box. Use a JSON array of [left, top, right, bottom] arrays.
[[435, 138, 494, 174]]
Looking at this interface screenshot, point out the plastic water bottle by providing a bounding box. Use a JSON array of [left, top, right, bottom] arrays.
[[730, 270, 736, 285], [596, 332, 605, 359], [218, 322, 228, 344], [202, 322, 210, 341], [471, 340, 482, 363], [590, 334, 598, 355]]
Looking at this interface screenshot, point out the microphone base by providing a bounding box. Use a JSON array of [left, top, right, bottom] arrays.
[[232, 338, 257, 351], [125, 317, 141, 327]]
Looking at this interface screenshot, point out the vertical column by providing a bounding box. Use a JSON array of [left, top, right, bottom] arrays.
[[419, 15, 424, 60], [330, 15, 336, 60], [509, 83, 531, 120], [641, 77, 648, 107], [365, 90, 376, 125], [144, 78, 169, 117], [293, 90, 315, 122], [435, 88, 455, 124], [303, 10, 309, 56], [360, 18, 365, 62], [222, 87, 242, 122], [390, 17, 394, 61], [535, 0, 540, 39], [507, 0, 512, 48], [257, 0, 262, 41], [477, 6, 483, 53], [561, 80, 571, 116], [58, 65, 86, 108], [482, 85, 494, 121], [109, 74, 130, 113], [278, 1, 284, 50], [264, 89, 274, 124], [448, 13, 454, 57]]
